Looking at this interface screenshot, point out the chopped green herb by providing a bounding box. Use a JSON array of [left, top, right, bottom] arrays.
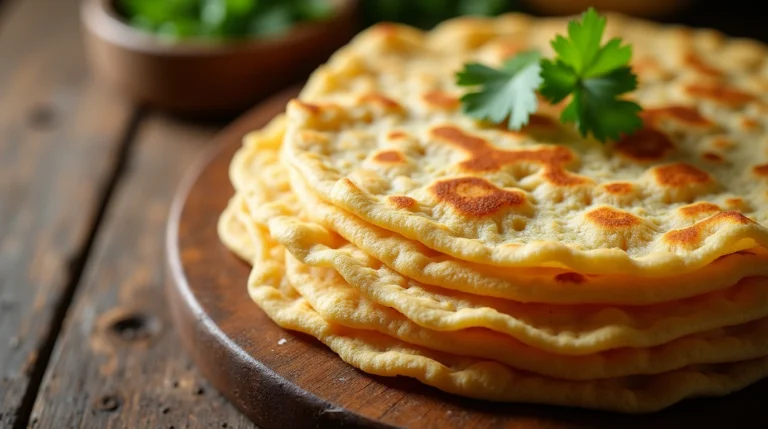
[[456, 8, 643, 143], [118, 0, 334, 40], [540, 8, 642, 142]]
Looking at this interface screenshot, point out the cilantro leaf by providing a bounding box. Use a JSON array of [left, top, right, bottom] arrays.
[[538, 59, 577, 103], [550, 7, 605, 75], [587, 38, 632, 78], [539, 7, 642, 142], [456, 50, 543, 130], [559, 67, 643, 142]]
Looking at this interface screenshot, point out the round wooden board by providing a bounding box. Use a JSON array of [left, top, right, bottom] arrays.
[[166, 86, 768, 429]]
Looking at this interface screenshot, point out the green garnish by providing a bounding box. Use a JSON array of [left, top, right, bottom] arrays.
[[456, 8, 643, 142], [119, 0, 334, 40], [456, 51, 543, 130]]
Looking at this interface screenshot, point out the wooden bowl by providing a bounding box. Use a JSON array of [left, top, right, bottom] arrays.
[[81, 0, 359, 117]]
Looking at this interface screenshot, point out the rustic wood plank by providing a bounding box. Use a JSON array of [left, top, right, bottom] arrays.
[[0, 0, 135, 426], [28, 112, 256, 428]]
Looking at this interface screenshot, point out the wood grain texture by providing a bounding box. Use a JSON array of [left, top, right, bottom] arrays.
[[28, 112, 255, 429], [0, 0, 134, 426], [165, 88, 768, 429]]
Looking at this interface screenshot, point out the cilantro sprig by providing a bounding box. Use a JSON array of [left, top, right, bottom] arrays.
[[456, 8, 643, 143]]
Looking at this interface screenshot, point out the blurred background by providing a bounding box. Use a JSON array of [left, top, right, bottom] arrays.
[[2, 1, 768, 427], [81, 0, 767, 117], [112, 0, 759, 40]]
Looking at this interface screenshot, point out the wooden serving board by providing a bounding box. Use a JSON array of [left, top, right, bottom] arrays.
[[165, 86, 768, 429]]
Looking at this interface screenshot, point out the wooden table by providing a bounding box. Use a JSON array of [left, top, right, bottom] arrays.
[[0, 0, 255, 426], [2, 0, 768, 428]]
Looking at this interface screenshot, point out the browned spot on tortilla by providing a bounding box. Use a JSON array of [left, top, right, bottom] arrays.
[[387, 131, 407, 140], [603, 182, 633, 195], [742, 117, 761, 130], [684, 52, 724, 78], [640, 106, 713, 128], [664, 211, 753, 247], [702, 152, 724, 162], [360, 93, 404, 112], [428, 125, 593, 191], [499, 114, 562, 139], [585, 207, 642, 229], [294, 100, 322, 114], [555, 272, 586, 284], [615, 127, 674, 162], [685, 83, 755, 107], [542, 168, 592, 187], [423, 91, 459, 110], [712, 137, 734, 149], [431, 177, 526, 217], [499, 114, 561, 139], [754, 164, 768, 176], [372, 22, 399, 37], [431, 125, 588, 187], [679, 202, 721, 217], [725, 198, 751, 211], [525, 114, 559, 129], [388, 196, 416, 209], [654, 163, 712, 187], [430, 125, 574, 174], [373, 150, 405, 163]]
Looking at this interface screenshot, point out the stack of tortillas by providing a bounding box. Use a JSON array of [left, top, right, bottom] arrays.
[[218, 12, 768, 413]]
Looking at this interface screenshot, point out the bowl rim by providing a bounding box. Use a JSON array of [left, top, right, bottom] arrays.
[[81, 0, 359, 56]]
